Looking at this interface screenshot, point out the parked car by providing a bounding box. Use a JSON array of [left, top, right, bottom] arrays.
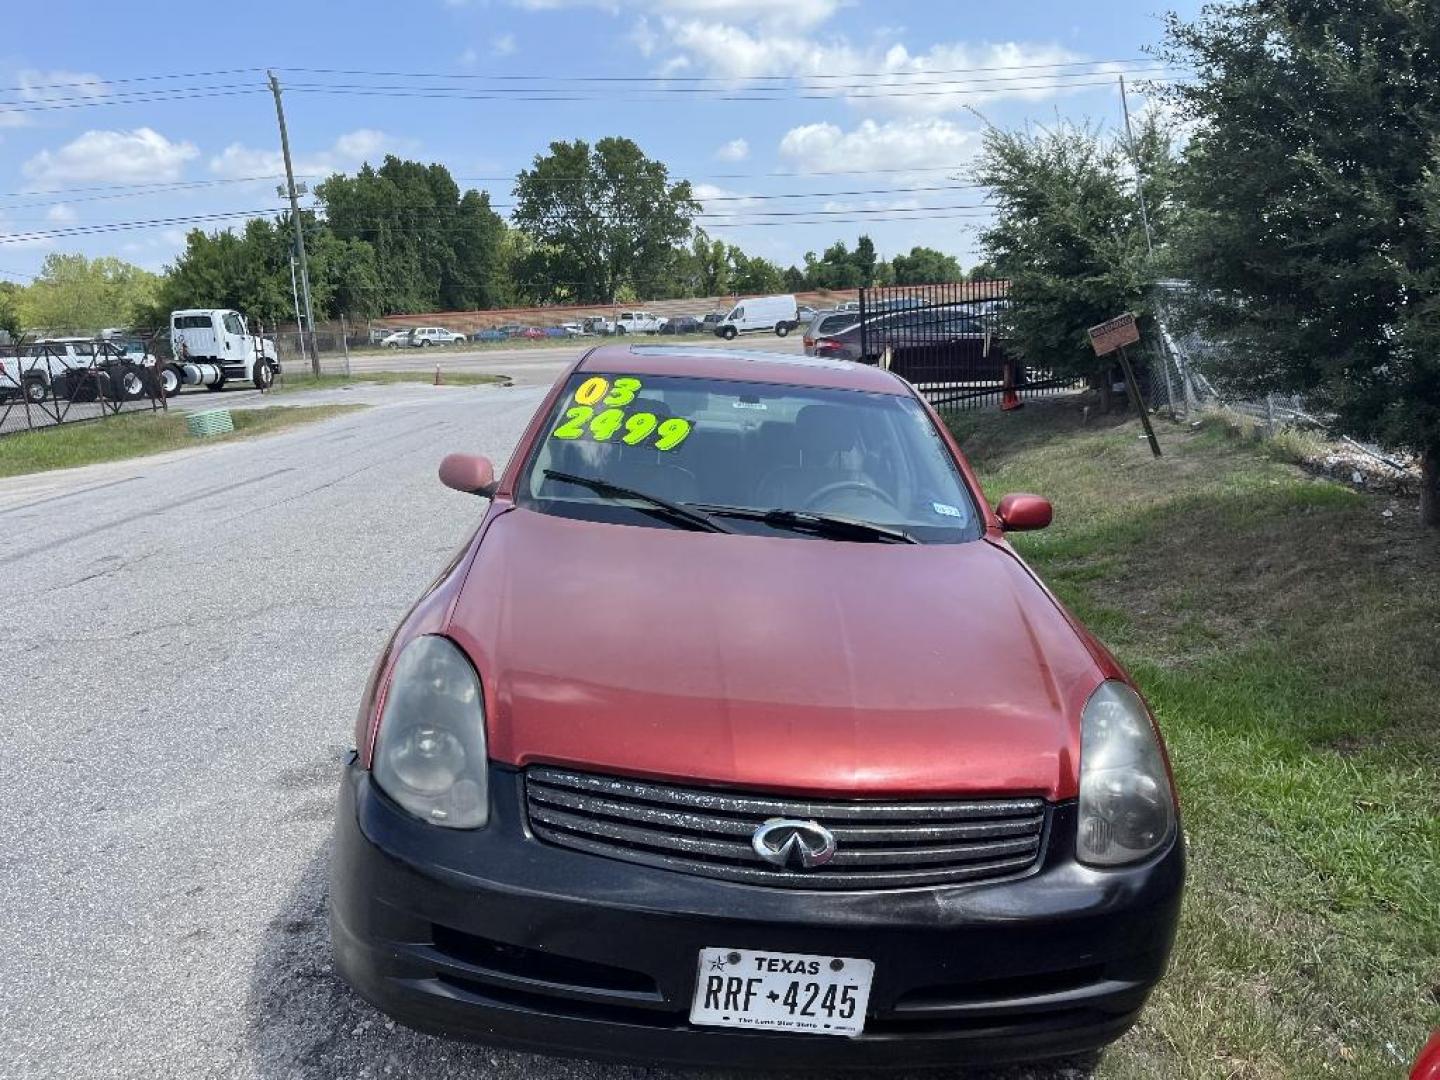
[[514, 327, 546, 340], [6, 338, 158, 403], [815, 306, 1012, 384], [796, 304, 817, 324], [407, 327, 467, 347], [332, 343, 1184, 1071], [472, 329, 508, 343], [495, 324, 527, 337], [543, 327, 570, 339], [559, 323, 584, 337], [382, 330, 414, 348], [801, 310, 861, 356], [659, 315, 703, 335], [582, 316, 614, 336], [614, 311, 664, 334], [714, 293, 799, 339], [700, 312, 726, 333]]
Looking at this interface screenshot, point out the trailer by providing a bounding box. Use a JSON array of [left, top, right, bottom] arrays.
[[170, 310, 280, 392]]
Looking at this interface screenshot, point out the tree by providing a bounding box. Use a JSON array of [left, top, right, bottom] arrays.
[[1159, 1, 1440, 525], [891, 246, 964, 285], [511, 138, 699, 303], [728, 249, 785, 295], [20, 253, 159, 332], [319, 157, 506, 313], [973, 119, 1174, 405], [0, 282, 23, 342]]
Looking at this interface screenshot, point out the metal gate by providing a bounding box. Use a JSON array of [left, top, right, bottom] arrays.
[[856, 281, 1084, 408], [1, 338, 167, 438]]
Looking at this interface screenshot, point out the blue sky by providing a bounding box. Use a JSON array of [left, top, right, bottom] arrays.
[[0, 0, 1199, 290]]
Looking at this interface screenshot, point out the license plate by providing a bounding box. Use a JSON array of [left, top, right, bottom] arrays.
[[689, 947, 874, 1037]]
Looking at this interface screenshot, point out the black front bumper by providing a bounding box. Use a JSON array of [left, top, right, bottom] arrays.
[[330, 763, 1184, 1070]]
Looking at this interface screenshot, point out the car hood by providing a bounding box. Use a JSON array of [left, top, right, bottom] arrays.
[[448, 508, 1102, 800]]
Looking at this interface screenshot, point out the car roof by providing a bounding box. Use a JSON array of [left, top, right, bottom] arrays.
[[577, 343, 910, 395]]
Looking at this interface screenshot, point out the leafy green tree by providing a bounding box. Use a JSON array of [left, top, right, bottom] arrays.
[[0, 281, 23, 342], [973, 118, 1174, 406], [891, 246, 964, 285], [319, 157, 505, 313], [728, 249, 785, 295], [151, 218, 296, 326], [1159, 1, 1440, 524], [20, 253, 159, 332], [511, 137, 699, 303]]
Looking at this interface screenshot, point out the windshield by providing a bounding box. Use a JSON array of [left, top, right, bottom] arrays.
[[517, 372, 981, 544]]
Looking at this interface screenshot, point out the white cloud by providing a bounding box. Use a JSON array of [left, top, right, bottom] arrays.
[[662, 26, 1101, 114], [208, 129, 409, 179], [492, 32, 517, 56], [17, 69, 110, 103], [0, 105, 30, 131], [46, 204, 78, 224], [515, 0, 838, 31], [715, 137, 749, 162], [458, 46, 480, 65], [23, 128, 198, 186], [778, 118, 981, 173]]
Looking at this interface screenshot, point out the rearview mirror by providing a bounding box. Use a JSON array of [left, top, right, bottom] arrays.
[[996, 493, 1052, 531], [439, 453, 497, 497]]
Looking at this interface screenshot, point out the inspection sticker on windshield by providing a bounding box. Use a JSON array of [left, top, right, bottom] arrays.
[[550, 375, 693, 451], [690, 948, 873, 1037], [932, 501, 963, 518]]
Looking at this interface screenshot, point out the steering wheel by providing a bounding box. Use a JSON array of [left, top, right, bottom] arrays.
[[803, 480, 899, 512]]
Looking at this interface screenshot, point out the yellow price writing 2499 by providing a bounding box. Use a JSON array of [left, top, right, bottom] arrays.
[[551, 376, 693, 451]]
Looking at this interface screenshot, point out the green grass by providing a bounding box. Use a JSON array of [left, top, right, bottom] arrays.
[[0, 403, 366, 478], [275, 370, 510, 392], [944, 399, 1440, 1080]]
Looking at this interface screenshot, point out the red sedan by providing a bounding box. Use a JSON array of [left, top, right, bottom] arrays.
[[331, 343, 1184, 1070]]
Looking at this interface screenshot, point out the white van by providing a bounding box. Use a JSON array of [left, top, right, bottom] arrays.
[[715, 294, 800, 339]]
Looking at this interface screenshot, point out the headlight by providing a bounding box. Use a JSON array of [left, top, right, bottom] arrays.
[[1077, 681, 1175, 866], [371, 635, 489, 829]]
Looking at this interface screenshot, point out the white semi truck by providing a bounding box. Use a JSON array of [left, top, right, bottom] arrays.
[[170, 309, 280, 391]]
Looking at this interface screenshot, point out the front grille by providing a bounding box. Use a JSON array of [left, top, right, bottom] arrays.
[[524, 767, 1047, 889]]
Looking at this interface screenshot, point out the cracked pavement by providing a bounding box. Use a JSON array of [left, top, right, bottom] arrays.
[[1, 381, 1088, 1080]]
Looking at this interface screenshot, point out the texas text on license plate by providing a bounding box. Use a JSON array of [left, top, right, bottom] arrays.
[[689, 947, 875, 1037]]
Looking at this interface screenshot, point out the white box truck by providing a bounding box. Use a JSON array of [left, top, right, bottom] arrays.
[[714, 294, 800, 339], [170, 309, 280, 391]]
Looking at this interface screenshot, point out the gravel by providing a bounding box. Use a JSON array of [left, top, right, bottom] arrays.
[[0, 383, 1090, 1080]]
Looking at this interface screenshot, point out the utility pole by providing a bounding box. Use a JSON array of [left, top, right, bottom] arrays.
[[1119, 75, 1155, 257], [268, 69, 319, 376]]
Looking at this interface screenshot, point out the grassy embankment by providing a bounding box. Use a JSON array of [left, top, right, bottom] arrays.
[[946, 400, 1439, 1079], [0, 404, 365, 479]]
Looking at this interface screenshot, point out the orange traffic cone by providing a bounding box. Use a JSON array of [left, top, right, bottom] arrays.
[[1000, 361, 1023, 411]]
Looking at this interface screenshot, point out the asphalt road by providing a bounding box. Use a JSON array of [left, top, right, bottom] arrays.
[[340, 332, 804, 386], [1, 382, 1089, 1080]]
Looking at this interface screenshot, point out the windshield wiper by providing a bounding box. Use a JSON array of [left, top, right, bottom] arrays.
[[542, 469, 732, 534], [691, 504, 919, 544]]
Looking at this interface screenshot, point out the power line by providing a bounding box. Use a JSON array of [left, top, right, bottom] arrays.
[[0, 67, 265, 94], [0, 176, 303, 210], [283, 57, 1169, 83], [0, 71, 1185, 112]]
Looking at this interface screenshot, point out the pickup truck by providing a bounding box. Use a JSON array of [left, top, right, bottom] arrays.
[[613, 311, 664, 335]]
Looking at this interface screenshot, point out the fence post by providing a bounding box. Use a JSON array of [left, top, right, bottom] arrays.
[[340, 314, 351, 377], [1265, 392, 1276, 437], [1159, 344, 1178, 420]]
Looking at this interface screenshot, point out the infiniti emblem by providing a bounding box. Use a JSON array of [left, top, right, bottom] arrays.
[[751, 818, 838, 870]]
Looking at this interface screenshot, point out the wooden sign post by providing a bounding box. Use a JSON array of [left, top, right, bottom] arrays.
[[1087, 313, 1161, 458]]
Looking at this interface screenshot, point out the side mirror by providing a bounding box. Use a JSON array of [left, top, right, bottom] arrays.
[[439, 453, 497, 497], [996, 493, 1052, 531]]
